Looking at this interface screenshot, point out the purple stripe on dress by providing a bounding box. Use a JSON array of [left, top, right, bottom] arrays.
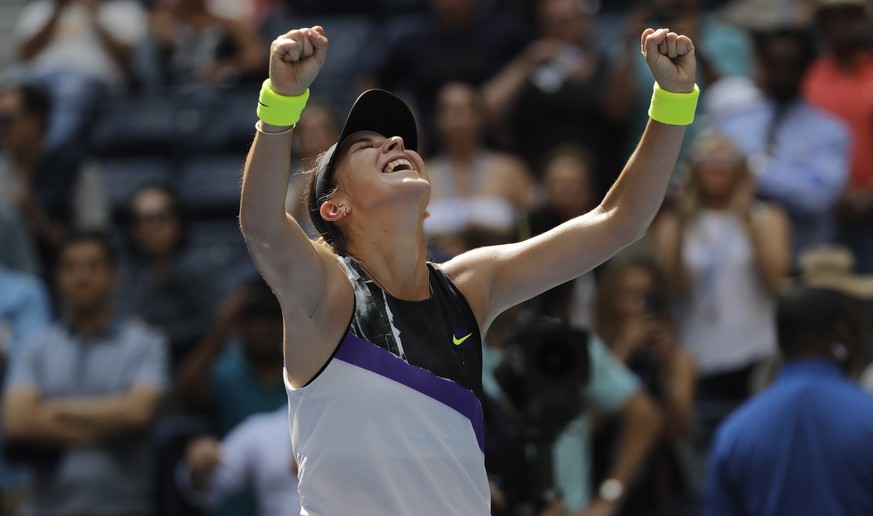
[[335, 332, 485, 452]]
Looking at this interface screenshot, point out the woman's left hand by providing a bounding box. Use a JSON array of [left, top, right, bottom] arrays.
[[640, 28, 696, 93]]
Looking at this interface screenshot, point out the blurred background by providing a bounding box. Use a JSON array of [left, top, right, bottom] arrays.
[[0, 0, 871, 514]]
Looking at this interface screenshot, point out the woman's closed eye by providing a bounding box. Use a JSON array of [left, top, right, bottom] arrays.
[[346, 141, 373, 154], [349, 138, 376, 151]]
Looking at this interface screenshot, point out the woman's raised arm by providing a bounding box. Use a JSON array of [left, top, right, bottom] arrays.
[[239, 27, 353, 385], [445, 28, 699, 332]]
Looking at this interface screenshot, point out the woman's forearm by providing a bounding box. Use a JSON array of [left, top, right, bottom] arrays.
[[239, 125, 296, 240], [598, 121, 686, 243]]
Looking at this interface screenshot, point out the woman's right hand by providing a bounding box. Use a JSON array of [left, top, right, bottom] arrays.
[[269, 26, 329, 97]]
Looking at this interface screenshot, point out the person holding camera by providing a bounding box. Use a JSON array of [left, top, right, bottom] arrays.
[[592, 256, 696, 515]]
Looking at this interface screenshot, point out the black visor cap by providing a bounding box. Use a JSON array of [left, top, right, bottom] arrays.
[[309, 90, 419, 244]]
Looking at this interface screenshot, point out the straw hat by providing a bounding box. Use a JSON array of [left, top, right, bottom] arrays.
[[797, 245, 873, 299]]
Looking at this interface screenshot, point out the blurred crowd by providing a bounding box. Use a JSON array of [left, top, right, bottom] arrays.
[[0, 0, 872, 515]]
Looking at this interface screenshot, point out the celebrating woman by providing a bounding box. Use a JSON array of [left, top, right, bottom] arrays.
[[240, 25, 698, 514]]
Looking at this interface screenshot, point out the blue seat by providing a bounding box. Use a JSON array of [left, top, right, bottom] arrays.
[[90, 97, 180, 156], [370, 14, 431, 77], [195, 88, 259, 154], [190, 219, 245, 248], [189, 219, 256, 297], [382, 13, 430, 44], [179, 155, 246, 216], [591, 11, 627, 54]]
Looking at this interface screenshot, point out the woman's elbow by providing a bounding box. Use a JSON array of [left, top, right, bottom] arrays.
[[594, 205, 649, 247], [237, 211, 268, 241], [615, 219, 650, 249]]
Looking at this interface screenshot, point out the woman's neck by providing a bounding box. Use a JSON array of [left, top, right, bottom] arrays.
[[345, 214, 431, 301]]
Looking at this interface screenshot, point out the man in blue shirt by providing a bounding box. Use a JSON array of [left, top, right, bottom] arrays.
[[704, 285, 873, 516], [2, 231, 168, 516]]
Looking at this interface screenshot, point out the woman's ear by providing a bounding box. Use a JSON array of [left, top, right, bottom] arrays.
[[320, 201, 350, 222]]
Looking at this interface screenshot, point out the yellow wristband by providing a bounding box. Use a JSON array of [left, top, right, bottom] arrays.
[[648, 83, 700, 126], [256, 79, 310, 127]]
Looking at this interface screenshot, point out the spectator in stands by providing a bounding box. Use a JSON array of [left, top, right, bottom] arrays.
[[592, 256, 695, 516], [367, 0, 528, 150], [551, 331, 663, 514], [13, 0, 148, 148], [711, 26, 851, 261], [425, 82, 534, 256], [121, 184, 218, 369], [177, 405, 299, 516], [2, 231, 168, 516], [171, 279, 286, 516], [149, 0, 265, 90], [652, 133, 789, 405], [488, 314, 663, 514], [0, 83, 109, 279], [704, 285, 873, 516], [484, 0, 623, 192], [804, 0, 873, 273], [518, 145, 598, 327], [175, 278, 286, 437]]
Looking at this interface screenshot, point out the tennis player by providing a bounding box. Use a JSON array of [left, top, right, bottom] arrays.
[[240, 25, 698, 515]]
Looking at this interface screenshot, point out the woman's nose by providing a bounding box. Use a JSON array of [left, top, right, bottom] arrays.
[[382, 135, 405, 152]]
